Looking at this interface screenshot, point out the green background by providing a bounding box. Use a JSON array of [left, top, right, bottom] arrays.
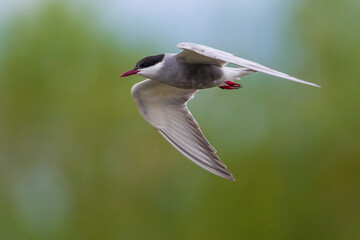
[[0, 1, 359, 239]]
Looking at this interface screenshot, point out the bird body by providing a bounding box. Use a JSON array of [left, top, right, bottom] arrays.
[[136, 53, 253, 89], [120, 43, 319, 181]]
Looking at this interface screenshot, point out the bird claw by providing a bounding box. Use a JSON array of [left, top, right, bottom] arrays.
[[219, 81, 241, 90]]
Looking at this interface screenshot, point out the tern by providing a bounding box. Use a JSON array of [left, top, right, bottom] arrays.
[[120, 42, 319, 181]]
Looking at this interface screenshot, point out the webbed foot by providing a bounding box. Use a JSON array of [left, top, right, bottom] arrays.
[[219, 81, 241, 90]]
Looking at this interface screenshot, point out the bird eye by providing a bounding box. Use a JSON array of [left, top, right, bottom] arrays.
[[140, 63, 149, 68]]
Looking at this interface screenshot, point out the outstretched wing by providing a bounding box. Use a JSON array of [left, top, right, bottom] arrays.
[[131, 79, 234, 181], [177, 42, 320, 87]]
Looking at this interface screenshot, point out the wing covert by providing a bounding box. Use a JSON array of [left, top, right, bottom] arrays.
[[177, 42, 320, 87]]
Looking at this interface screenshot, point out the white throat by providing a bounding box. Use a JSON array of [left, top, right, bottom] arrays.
[[138, 61, 164, 79]]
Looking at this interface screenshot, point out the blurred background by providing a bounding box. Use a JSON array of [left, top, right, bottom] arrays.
[[0, 0, 359, 239]]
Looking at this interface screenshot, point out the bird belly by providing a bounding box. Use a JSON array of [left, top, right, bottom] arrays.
[[160, 63, 224, 89]]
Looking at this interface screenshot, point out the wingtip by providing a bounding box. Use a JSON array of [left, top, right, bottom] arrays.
[[310, 83, 321, 88], [215, 172, 235, 181], [224, 174, 236, 181], [290, 78, 320, 88], [309, 84, 321, 88]]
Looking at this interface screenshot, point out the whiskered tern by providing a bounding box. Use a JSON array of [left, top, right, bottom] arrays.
[[120, 42, 319, 181]]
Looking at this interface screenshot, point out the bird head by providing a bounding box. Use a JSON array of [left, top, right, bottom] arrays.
[[120, 54, 165, 79]]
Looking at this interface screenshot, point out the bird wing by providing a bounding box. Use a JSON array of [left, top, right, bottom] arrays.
[[177, 42, 320, 87], [131, 79, 234, 181]]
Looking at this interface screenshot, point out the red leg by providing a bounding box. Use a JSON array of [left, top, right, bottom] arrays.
[[219, 81, 241, 90]]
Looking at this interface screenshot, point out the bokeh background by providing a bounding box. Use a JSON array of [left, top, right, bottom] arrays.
[[1, 0, 359, 239]]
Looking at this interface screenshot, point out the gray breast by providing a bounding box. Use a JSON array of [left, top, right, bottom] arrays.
[[157, 54, 223, 89]]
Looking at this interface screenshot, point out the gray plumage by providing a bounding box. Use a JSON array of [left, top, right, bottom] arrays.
[[154, 54, 224, 89], [120, 42, 320, 181], [131, 79, 234, 180]]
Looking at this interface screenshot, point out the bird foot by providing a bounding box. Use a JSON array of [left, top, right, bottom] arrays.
[[219, 81, 241, 90]]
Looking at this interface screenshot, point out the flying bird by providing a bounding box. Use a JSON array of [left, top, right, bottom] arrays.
[[120, 42, 319, 181]]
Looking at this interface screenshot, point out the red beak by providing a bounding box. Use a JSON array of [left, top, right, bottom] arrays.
[[119, 69, 139, 77]]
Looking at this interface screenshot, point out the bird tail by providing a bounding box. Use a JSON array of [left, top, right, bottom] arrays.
[[223, 67, 256, 80]]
